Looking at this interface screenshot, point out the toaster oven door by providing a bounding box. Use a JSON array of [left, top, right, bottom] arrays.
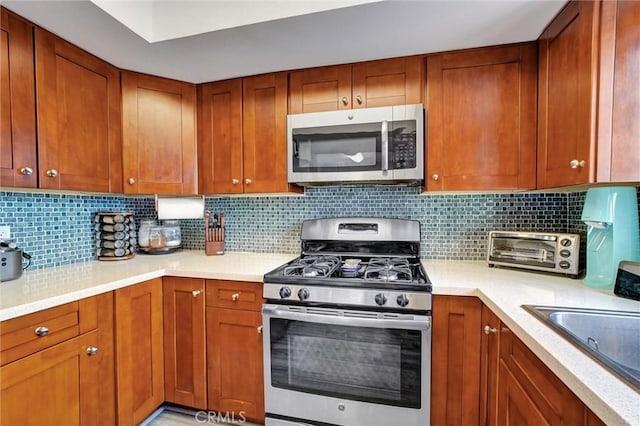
[[489, 234, 557, 269]]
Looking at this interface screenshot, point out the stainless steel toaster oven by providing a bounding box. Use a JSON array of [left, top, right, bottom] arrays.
[[487, 231, 582, 276]]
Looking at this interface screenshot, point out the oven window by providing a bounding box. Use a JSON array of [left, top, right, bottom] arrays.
[[489, 237, 556, 268], [269, 318, 422, 408], [292, 122, 382, 173]]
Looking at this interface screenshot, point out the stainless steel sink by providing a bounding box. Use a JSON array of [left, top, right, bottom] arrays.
[[522, 305, 640, 390]]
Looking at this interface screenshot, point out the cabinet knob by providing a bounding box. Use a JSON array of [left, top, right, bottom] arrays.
[[341, 97, 349, 106], [19, 166, 33, 176], [356, 95, 363, 105], [483, 325, 498, 335], [569, 159, 586, 169], [245, 178, 252, 185], [34, 326, 49, 337], [257, 325, 263, 334], [232, 178, 239, 185], [46, 169, 58, 177], [192, 290, 201, 297], [431, 174, 440, 181], [86, 346, 99, 356], [128, 178, 136, 185], [231, 293, 240, 301]]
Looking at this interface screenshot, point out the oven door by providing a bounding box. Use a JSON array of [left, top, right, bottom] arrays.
[[262, 304, 431, 426]]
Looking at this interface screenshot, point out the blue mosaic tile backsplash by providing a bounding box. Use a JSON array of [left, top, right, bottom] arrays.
[[1, 186, 638, 269]]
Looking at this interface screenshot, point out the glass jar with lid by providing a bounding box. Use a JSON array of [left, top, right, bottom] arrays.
[[148, 226, 166, 249], [163, 220, 182, 247], [138, 219, 156, 248]]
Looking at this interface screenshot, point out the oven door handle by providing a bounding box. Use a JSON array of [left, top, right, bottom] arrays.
[[262, 305, 431, 331]]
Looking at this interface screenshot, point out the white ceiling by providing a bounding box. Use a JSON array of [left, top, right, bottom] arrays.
[[3, 0, 567, 84]]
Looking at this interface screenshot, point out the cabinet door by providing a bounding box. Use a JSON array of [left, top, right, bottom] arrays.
[[163, 277, 207, 409], [497, 327, 587, 425], [597, 0, 640, 182], [207, 307, 264, 423], [0, 331, 100, 426], [34, 28, 123, 193], [537, 1, 599, 188], [480, 306, 502, 426], [197, 79, 244, 194], [352, 56, 424, 108], [242, 72, 295, 194], [115, 278, 164, 426], [426, 44, 537, 190], [288, 64, 352, 113], [0, 9, 37, 188], [431, 295, 482, 425], [122, 71, 196, 194]]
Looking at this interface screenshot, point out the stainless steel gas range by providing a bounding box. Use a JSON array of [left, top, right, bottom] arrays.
[[262, 218, 432, 426]]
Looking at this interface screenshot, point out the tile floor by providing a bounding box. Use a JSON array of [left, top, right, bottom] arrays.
[[146, 407, 261, 426]]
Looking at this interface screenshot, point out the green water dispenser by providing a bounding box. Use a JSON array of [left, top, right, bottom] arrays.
[[581, 187, 640, 289]]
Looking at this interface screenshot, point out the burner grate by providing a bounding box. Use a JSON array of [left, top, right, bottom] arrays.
[[284, 255, 341, 278], [364, 257, 413, 282]]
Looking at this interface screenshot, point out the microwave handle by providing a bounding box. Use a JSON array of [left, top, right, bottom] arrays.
[[381, 120, 389, 171]]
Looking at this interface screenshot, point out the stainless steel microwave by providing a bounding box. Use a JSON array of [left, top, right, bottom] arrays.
[[287, 104, 424, 184]]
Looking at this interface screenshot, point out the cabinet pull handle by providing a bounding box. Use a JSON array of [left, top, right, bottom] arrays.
[[19, 166, 33, 176], [46, 169, 58, 177], [356, 95, 363, 104], [245, 178, 252, 185], [341, 97, 348, 106], [431, 174, 440, 181], [569, 159, 586, 169], [34, 326, 49, 337], [232, 178, 239, 185], [128, 177, 136, 185], [86, 347, 99, 356], [257, 325, 263, 334], [192, 290, 201, 297], [231, 293, 240, 301], [483, 325, 498, 335]]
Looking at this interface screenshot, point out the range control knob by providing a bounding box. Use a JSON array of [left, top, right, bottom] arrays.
[[397, 294, 410, 307], [374, 293, 387, 306], [279, 287, 292, 299], [298, 288, 310, 301], [560, 238, 572, 247]]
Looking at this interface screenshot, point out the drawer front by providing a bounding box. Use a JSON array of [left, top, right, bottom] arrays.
[[0, 296, 98, 366], [206, 280, 263, 311]]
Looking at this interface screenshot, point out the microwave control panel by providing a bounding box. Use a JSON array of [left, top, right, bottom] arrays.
[[390, 132, 417, 169]]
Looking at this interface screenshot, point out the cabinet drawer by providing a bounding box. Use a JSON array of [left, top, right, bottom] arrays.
[[206, 280, 263, 311], [0, 296, 98, 366]]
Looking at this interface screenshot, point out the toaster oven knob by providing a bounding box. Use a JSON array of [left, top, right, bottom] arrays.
[[560, 249, 571, 258], [559, 261, 571, 269], [560, 238, 572, 247], [396, 294, 410, 307], [298, 288, 310, 301], [374, 293, 387, 306], [279, 287, 292, 299]]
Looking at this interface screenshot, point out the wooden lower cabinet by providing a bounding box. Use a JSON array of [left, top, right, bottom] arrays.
[[206, 280, 264, 423], [0, 292, 115, 426], [115, 278, 164, 425], [480, 305, 501, 426], [163, 276, 207, 409], [431, 295, 483, 425]]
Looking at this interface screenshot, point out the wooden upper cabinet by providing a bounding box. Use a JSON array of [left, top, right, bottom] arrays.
[[537, 0, 599, 188], [0, 8, 37, 188], [34, 28, 122, 193], [242, 72, 298, 194], [597, 0, 640, 182], [288, 56, 423, 113], [122, 71, 196, 194], [197, 79, 243, 194], [426, 44, 537, 191]]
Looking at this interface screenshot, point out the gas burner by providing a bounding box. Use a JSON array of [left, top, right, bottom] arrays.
[[364, 257, 413, 282], [284, 255, 341, 278]]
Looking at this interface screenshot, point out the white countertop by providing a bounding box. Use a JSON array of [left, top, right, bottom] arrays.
[[0, 252, 638, 424]]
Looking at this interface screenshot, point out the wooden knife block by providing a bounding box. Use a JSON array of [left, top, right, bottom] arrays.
[[205, 240, 224, 256]]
